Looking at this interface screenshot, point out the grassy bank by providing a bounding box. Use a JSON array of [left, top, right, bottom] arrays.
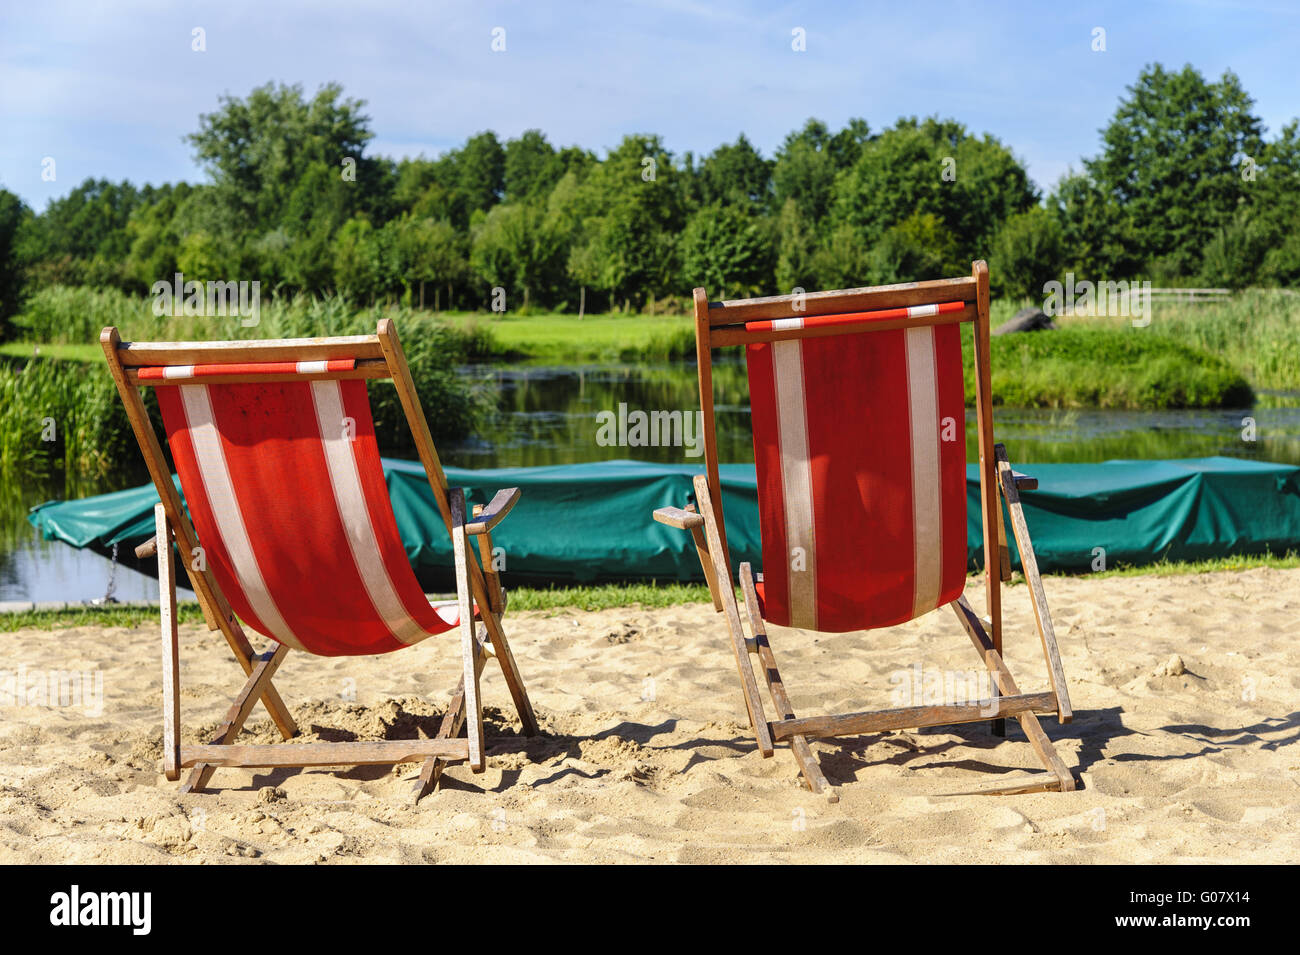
[[0, 352, 131, 484], [10, 284, 498, 353], [472, 298, 1257, 409], [4, 555, 1296, 632], [1058, 288, 1300, 394], [0, 292, 492, 488], [449, 310, 695, 362], [976, 327, 1253, 409], [4, 284, 1288, 414]]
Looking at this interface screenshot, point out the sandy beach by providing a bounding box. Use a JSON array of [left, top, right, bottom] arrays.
[[1, 567, 1297, 864]]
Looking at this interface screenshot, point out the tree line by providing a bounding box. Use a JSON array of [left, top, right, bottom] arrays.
[[1, 62, 1297, 335]]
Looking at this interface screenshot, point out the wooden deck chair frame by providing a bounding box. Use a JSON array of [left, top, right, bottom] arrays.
[[653, 261, 1075, 801], [101, 319, 538, 802]]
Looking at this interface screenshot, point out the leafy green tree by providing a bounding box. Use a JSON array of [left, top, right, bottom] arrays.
[[332, 217, 380, 302], [1084, 64, 1265, 277], [774, 198, 818, 293], [865, 212, 954, 286], [504, 130, 561, 202], [12, 66, 1298, 317], [470, 202, 566, 309], [680, 203, 773, 297], [187, 81, 377, 230], [990, 207, 1065, 298], [175, 230, 225, 283], [827, 118, 873, 169], [0, 188, 30, 333], [833, 117, 1036, 264], [772, 120, 840, 225], [565, 135, 686, 307], [283, 220, 336, 294], [394, 155, 457, 221], [566, 236, 609, 313], [16, 178, 144, 288], [455, 131, 506, 222], [1249, 119, 1300, 286], [696, 134, 773, 210], [810, 223, 871, 290], [275, 160, 361, 293], [393, 215, 466, 308], [1047, 170, 1129, 277], [1200, 209, 1270, 289], [168, 186, 245, 281], [123, 183, 194, 291]]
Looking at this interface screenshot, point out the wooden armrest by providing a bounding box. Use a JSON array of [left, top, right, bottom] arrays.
[[1010, 471, 1037, 491], [464, 487, 520, 535], [135, 535, 158, 559], [993, 444, 1038, 493], [653, 505, 703, 530]]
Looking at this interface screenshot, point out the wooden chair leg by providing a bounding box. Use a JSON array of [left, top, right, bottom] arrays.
[[156, 505, 181, 781], [693, 476, 774, 757], [467, 505, 538, 738], [651, 503, 724, 611], [182, 643, 292, 793], [991, 500, 1008, 740], [994, 445, 1073, 723], [217, 621, 298, 741], [479, 609, 538, 736], [952, 598, 1075, 792], [740, 564, 837, 802], [686, 507, 724, 612], [450, 489, 487, 772], [414, 688, 465, 802], [414, 626, 491, 802]]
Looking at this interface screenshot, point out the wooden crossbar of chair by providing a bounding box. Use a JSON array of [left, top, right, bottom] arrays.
[[103, 320, 538, 802], [652, 261, 1077, 799]]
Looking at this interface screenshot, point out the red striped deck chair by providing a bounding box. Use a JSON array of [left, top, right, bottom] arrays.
[[101, 320, 537, 802], [653, 262, 1074, 800]]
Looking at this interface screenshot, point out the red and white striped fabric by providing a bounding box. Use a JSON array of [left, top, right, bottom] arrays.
[[745, 300, 965, 333], [745, 317, 967, 632], [156, 377, 465, 656], [138, 359, 355, 381]]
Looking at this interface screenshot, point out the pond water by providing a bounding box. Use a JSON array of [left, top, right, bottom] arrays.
[[444, 357, 1300, 469], [5, 356, 1299, 604]]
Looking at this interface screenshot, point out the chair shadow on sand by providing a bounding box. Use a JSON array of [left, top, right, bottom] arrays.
[[219, 703, 1300, 797], [1132, 711, 1300, 759], [781, 705, 1140, 792]]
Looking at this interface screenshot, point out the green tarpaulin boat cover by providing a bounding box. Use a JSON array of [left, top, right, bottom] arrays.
[[28, 457, 1300, 585]]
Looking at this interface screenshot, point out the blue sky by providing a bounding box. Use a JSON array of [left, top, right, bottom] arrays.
[[2, 0, 1297, 210]]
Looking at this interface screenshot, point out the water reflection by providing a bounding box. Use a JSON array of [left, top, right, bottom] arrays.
[[439, 359, 1300, 470]]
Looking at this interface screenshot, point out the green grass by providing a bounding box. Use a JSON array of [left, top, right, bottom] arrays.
[[976, 327, 1254, 409], [0, 301, 491, 488], [0, 602, 211, 632], [1041, 549, 1300, 581], [5, 557, 1297, 631], [0, 342, 104, 363], [0, 584, 716, 632], [8, 285, 499, 356], [1058, 288, 1300, 394], [0, 351, 131, 485], [447, 310, 694, 362], [506, 581, 714, 612], [4, 284, 1287, 411]]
